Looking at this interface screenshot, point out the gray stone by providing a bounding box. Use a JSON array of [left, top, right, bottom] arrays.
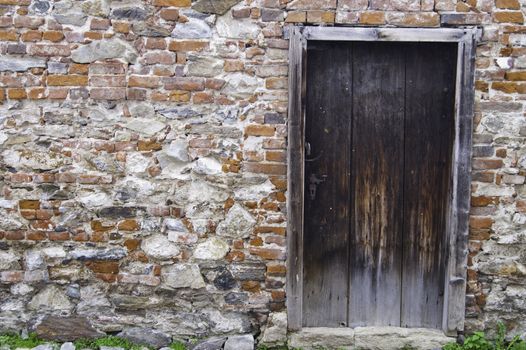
[[70, 248, 127, 261], [54, 13, 87, 26], [142, 235, 180, 260], [171, 18, 212, 39], [289, 327, 355, 350], [60, 342, 75, 350], [0, 251, 20, 270], [125, 118, 166, 136], [117, 328, 171, 348], [132, 22, 172, 37], [32, 344, 54, 350], [217, 203, 256, 238], [71, 39, 138, 64], [28, 285, 73, 311], [213, 268, 236, 290], [353, 327, 453, 350], [192, 0, 241, 15], [216, 14, 260, 39], [157, 140, 190, 166], [157, 107, 203, 120], [100, 347, 124, 350], [187, 56, 224, 77], [34, 315, 104, 342], [192, 337, 227, 350], [228, 263, 266, 281], [30, 0, 53, 15], [162, 263, 206, 289], [261, 8, 284, 22], [224, 335, 254, 350], [98, 206, 143, 218], [111, 295, 158, 310], [163, 218, 188, 232], [194, 238, 230, 260], [221, 73, 260, 98], [130, 103, 155, 119], [25, 250, 45, 271], [47, 62, 68, 74], [111, 6, 149, 20], [261, 312, 287, 345], [0, 210, 25, 231], [194, 157, 222, 175], [82, 0, 110, 17], [224, 292, 248, 305], [0, 56, 46, 72], [205, 310, 251, 334]]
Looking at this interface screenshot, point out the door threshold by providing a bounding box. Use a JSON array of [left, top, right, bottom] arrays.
[[289, 326, 455, 350]]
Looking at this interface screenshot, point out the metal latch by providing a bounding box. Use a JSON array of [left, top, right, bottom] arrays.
[[309, 173, 327, 200]]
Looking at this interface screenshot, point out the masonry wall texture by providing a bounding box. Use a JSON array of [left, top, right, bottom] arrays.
[[0, 0, 525, 347]]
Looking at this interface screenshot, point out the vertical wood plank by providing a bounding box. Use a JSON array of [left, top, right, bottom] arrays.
[[286, 26, 306, 331], [302, 41, 353, 327], [401, 42, 457, 329], [349, 42, 405, 327], [444, 31, 476, 335]]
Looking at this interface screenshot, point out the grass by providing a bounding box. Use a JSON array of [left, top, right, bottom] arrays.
[[0, 334, 185, 350], [0, 333, 51, 349]]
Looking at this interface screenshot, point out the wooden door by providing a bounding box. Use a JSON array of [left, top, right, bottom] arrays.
[[302, 41, 457, 328]]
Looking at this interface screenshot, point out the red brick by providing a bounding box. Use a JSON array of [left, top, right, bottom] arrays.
[[91, 18, 111, 30], [14, 16, 44, 29], [118, 219, 140, 231], [10, 173, 33, 182], [138, 140, 163, 151], [193, 92, 214, 104], [163, 77, 205, 91], [496, 0, 520, 9], [47, 75, 88, 86], [494, 11, 524, 23], [245, 124, 276, 136], [1, 271, 24, 283], [26, 231, 47, 240], [48, 231, 70, 241], [469, 216, 493, 229], [42, 31, 64, 42], [169, 40, 209, 52], [86, 261, 120, 274], [7, 88, 27, 100], [244, 162, 286, 175], [29, 44, 71, 57], [90, 75, 127, 87], [145, 38, 167, 50], [21, 30, 42, 42], [153, 0, 191, 6], [128, 75, 160, 88], [472, 159, 503, 169], [249, 247, 286, 260]]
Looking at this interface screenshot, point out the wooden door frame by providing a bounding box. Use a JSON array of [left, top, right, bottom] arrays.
[[285, 26, 479, 336]]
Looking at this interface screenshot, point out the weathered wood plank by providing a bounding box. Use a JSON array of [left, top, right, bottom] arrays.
[[348, 42, 405, 327], [443, 31, 476, 335], [302, 41, 352, 327], [300, 27, 468, 42], [286, 26, 306, 331], [401, 42, 457, 329]]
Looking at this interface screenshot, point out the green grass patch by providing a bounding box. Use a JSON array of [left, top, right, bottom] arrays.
[[73, 336, 150, 350], [168, 342, 186, 350], [0, 333, 50, 349], [443, 322, 526, 350]]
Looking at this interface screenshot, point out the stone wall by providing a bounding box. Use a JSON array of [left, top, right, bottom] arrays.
[[0, 0, 524, 346]]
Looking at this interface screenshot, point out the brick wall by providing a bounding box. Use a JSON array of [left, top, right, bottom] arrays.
[[0, 0, 524, 345]]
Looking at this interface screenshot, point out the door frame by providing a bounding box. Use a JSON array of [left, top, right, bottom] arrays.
[[285, 26, 479, 336]]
